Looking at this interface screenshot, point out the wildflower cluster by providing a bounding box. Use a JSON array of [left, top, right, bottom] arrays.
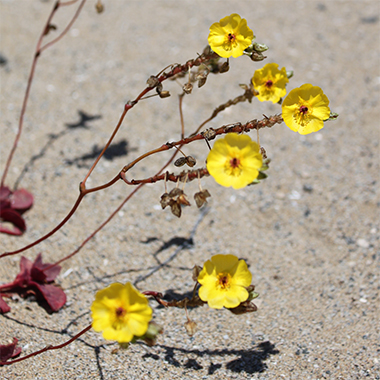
[[0, 8, 338, 365], [90, 254, 258, 346]]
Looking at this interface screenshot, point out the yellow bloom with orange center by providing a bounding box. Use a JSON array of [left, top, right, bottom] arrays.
[[208, 13, 254, 58], [198, 254, 252, 309], [206, 133, 262, 189], [91, 282, 152, 343], [282, 83, 330, 134], [252, 63, 289, 103]]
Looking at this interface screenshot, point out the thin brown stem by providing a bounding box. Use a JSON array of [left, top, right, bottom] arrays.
[[1, 0, 86, 188], [120, 115, 283, 181], [0, 193, 84, 258], [39, 0, 87, 54], [43, 147, 182, 272], [0, 324, 92, 366], [179, 93, 185, 139]]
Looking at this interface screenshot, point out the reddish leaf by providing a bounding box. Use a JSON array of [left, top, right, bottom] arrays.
[[0, 338, 22, 362], [0, 186, 11, 201], [0, 296, 11, 314], [0, 208, 26, 236], [14, 256, 33, 287], [10, 188, 34, 212], [0, 254, 66, 313], [31, 253, 61, 283], [32, 283, 67, 312]]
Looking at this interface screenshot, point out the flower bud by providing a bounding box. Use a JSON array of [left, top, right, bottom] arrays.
[[250, 52, 266, 62], [141, 322, 163, 347], [252, 42, 268, 52]]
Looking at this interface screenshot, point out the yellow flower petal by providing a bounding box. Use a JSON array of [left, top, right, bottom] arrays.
[[252, 63, 289, 103], [207, 133, 262, 189], [91, 282, 152, 343], [198, 254, 253, 309], [282, 83, 330, 134], [208, 13, 254, 58]]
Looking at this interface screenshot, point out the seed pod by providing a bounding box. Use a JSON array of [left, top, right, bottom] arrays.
[[177, 193, 191, 206], [147, 75, 160, 88], [156, 82, 163, 94], [183, 83, 193, 94], [194, 189, 211, 208], [201, 128, 217, 140], [170, 201, 181, 218], [168, 188, 183, 198], [174, 157, 187, 167], [159, 90, 171, 98], [192, 265, 202, 281], [219, 61, 229, 73], [184, 320, 197, 337], [186, 156, 196, 167], [95, 0, 104, 13], [160, 193, 172, 209]]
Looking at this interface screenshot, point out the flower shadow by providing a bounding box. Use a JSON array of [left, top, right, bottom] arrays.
[[143, 341, 279, 374]]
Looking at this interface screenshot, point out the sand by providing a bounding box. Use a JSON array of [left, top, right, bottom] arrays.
[[1, 1, 379, 379]]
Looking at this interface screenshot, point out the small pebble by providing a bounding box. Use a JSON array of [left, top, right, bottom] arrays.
[[357, 239, 369, 248]]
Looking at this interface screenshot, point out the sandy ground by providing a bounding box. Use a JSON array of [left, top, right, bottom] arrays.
[[0, 0, 379, 379]]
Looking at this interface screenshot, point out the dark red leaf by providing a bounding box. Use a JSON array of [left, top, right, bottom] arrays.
[[0, 296, 11, 314], [0, 208, 26, 236], [10, 188, 34, 212], [31, 253, 61, 283], [0, 338, 22, 362], [32, 282, 67, 312], [0, 186, 11, 201], [0, 254, 66, 313], [14, 256, 33, 287]]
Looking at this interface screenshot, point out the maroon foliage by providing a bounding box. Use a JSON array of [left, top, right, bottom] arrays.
[[0, 254, 66, 313], [0, 186, 33, 235], [0, 338, 22, 363]]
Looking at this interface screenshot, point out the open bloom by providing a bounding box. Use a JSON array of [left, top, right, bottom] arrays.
[[91, 282, 152, 343], [252, 63, 289, 103], [282, 83, 330, 134], [206, 133, 262, 189], [208, 13, 254, 58], [198, 254, 252, 309]]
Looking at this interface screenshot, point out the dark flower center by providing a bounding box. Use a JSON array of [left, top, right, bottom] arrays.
[[230, 157, 240, 168], [265, 80, 273, 88], [299, 105, 309, 114], [116, 307, 126, 318], [227, 33, 236, 42]]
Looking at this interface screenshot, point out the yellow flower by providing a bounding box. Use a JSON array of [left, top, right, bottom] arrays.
[[206, 133, 262, 190], [208, 13, 254, 58], [198, 254, 252, 309], [281, 83, 330, 134], [252, 63, 289, 103], [91, 282, 152, 343]]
